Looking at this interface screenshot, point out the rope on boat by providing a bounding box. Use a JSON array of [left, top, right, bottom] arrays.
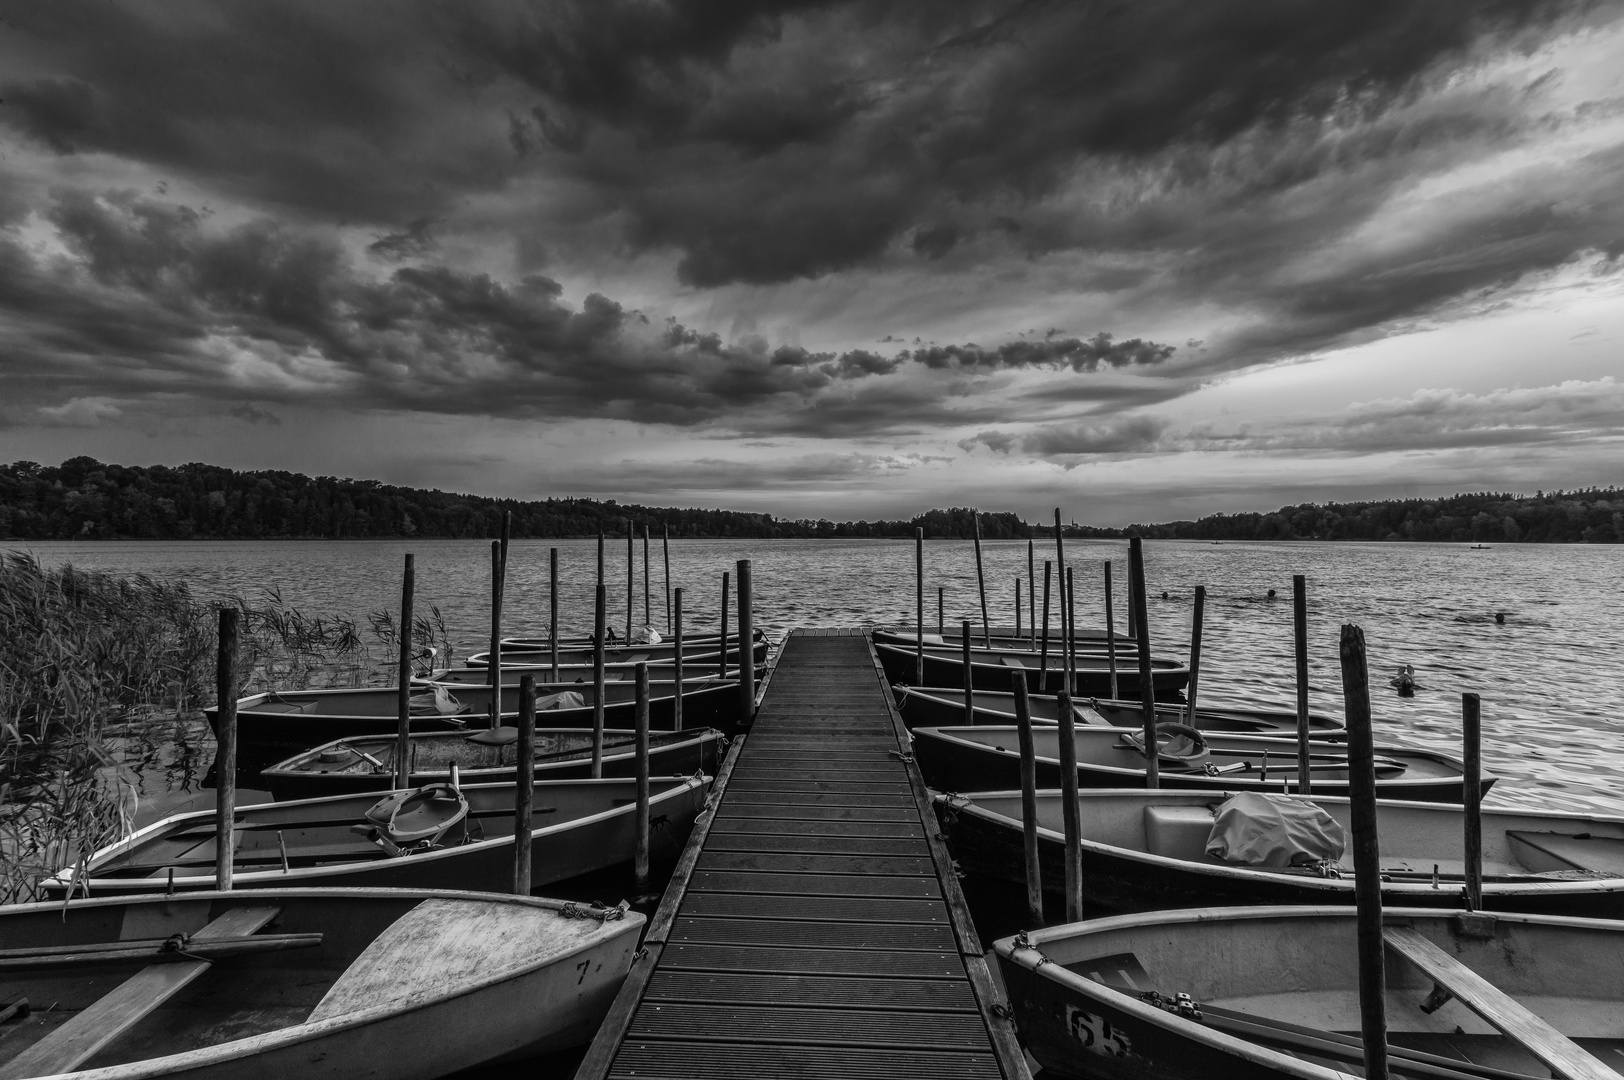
[[560, 900, 630, 924]]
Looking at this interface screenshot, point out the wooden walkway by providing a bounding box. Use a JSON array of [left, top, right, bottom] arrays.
[[577, 628, 1029, 1080]]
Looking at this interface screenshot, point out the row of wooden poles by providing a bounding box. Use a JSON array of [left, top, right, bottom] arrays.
[[917, 511, 1333, 791], [208, 522, 758, 900]]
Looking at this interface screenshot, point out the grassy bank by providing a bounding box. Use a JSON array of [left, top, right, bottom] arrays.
[[0, 552, 445, 902]]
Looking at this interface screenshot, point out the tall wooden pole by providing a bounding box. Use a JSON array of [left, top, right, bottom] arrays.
[[1294, 574, 1312, 795], [1104, 561, 1119, 700], [961, 620, 975, 725], [1058, 684, 1084, 922], [592, 583, 606, 778], [549, 547, 560, 682], [1052, 510, 1067, 695], [499, 510, 510, 571], [719, 572, 730, 679], [673, 588, 685, 731], [737, 560, 755, 723], [1463, 692, 1483, 911], [1339, 623, 1389, 1080], [937, 587, 944, 635], [662, 525, 672, 633], [1185, 585, 1205, 725], [513, 674, 535, 895], [1015, 578, 1022, 640], [1066, 566, 1077, 697], [634, 662, 652, 893], [214, 607, 239, 891], [915, 527, 925, 685], [626, 519, 634, 642], [972, 511, 991, 647], [1038, 561, 1052, 692], [488, 540, 503, 729], [1027, 538, 1036, 649], [1128, 537, 1158, 788], [1013, 671, 1043, 928], [642, 525, 652, 630], [395, 554, 414, 790]]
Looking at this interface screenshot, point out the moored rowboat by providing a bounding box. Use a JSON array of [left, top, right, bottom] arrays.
[[996, 905, 1624, 1079], [42, 775, 708, 898], [935, 787, 1624, 917], [873, 641, 1188, 700], [0, 888, 641, 1079], [894, 685, 1344, 737], [912, 725, 1488, 803], [260, 726, 724, 800], [465, 635, 769, 669]]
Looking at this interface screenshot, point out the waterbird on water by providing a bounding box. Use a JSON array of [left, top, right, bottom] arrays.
[[1390, 664, 1417, 697]]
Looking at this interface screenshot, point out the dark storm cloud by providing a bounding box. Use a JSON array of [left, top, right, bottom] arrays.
[[962, 416, 1170, 459], [0, 187, 1173, 431], [904, 334, 1175, 372]]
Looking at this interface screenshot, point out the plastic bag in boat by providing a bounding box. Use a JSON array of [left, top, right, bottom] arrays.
[[1205, 792, 1345, 868], [536, 690, 587, 711], [633, 625, 663, 645]]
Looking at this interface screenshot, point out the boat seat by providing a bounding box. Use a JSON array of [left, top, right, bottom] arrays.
[[1506, 832, 1624, 876], [1383, 925, 1617, 1080], [0, 906, 281, 1080], [1143, 805, 1217, 861], [1000, 655, 1027, 668]]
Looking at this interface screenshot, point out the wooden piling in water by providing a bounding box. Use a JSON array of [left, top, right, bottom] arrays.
[[1038, 561, 1052, 690], [1295, 574, 1312, 795], [1027, 539, 1036, 649], [1015, 577, 1022, 640], [1052, 510, 1067, 694], [720, 572, 730, 680], [673, 588, 685, 731], [514, 673, 535, 895], [1066, 566, 1077, 696], [488, 540, 503, 729], [643, 525, 652, 629], [1104, 561, 1119, 700], [1463, 692, 1483, 911], [1013, 670, 1043, 928], [395, 554, 414, 790], [937, 586, 944, 635], [214, 606, 239, 892], [626, 519, 635, 642], [737, 560, 755, 723], [550, 547, 560, 682], [1339, 622, 1389, 1080], [1185, 585, 1205, 725], [962, 619, 974, 725], [634, 662, 652, 894], [593, 582, 606, 778], [915, 527, 925, 685], [662, 525, 672, 633], [1058, 684, 1083, 923], [973, 511, 991, 647], [1128, 537, 1157, 788]]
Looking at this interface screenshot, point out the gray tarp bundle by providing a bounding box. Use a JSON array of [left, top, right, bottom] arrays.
[[1206, 792, 1346, 868]]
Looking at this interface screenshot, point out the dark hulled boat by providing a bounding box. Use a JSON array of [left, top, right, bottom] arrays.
[[874, 641, 1189, 700], [894, 685, 1344, 738]]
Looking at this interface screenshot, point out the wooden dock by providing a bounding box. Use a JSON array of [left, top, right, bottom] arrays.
[[577, 627, 1030, 1080]]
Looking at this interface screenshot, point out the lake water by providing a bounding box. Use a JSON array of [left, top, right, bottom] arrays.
[[19, 536, 1624, 816]]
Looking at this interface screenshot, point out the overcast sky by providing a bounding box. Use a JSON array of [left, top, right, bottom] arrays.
[[2, 1, 1621, 524]]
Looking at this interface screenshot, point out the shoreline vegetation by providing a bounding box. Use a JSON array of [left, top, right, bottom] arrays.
[[1, 457, 1621, 544], [0, 552, 447, 903]]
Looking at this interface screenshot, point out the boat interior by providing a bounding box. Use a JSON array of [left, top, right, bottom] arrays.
[[276, 727, 713, 779], [240, 678, 726, 718]]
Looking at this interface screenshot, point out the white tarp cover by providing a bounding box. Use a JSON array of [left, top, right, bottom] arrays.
[[535, 690, 587, 711], [1205, 792, 1346, 868]]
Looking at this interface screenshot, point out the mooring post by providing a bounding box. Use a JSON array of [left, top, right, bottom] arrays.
[[673, 588, 685, 731], [1295, 574, 1312, 795], [1340, 623, 1389, 1080], [973, 510, 991, 647], [1013, 671, 1044, 928], [1058, 684, 1084, 922], [1038, 560, 1052, 692], [1027, 538, 1036, 648], [961, 619, 974, 725], [1015, 577, 1022, 640], [549, 547, 560, 682], [662, 524, 672, 633], [1185, 585, 1205, 725], [1052, 510, 1067, 696], [214, 606, 239, 891], [1066, 566, 1077, 697], [642, 524, 652, 629], [1463, 692, 1483, 911], [395, 554, 414, 789], [592, 583, 606, 778], [1104, 561, 1119, 700], [488, 539, 503, 729], [737, 559, 755, 723], [1128, 537, 1158, 788], [514, 673, 535, 895], [626, 519, 634, 642], [937, 587, 944, 635], [915, 527, 925, 685], [634, 662, 652, 894], [719, 572, 731, 680]]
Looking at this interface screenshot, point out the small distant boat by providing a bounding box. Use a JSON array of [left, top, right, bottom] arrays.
[[936, 788, 1624, 917], [209, 677, 744, 769], [997, 905, 1624, 1080], [873, 642, 1189, 700], [0, 888, 641, 1079], [893, 686, 1344, 738], [912, 725, 1488, 803], [43, 775, 709, 898], [1470, 543, 1491, 550], [261, 726, 724, 800]]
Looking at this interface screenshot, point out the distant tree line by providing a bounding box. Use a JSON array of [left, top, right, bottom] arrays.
[[2, 459, 1617, 543], [0, 458, 1028, 540]]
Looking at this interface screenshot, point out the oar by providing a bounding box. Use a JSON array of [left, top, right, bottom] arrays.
[[0, 934, 322, 971]]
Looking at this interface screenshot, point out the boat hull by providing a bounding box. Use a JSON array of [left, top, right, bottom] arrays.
[[894, 686, 1343, 738], [874, 643, 1188, 701]]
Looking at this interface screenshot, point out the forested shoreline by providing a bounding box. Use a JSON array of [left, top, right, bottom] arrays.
[[1, 457, 1619, 543]]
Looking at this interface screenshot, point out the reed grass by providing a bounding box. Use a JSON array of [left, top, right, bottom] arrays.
[[0, 553, 447, 903]]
